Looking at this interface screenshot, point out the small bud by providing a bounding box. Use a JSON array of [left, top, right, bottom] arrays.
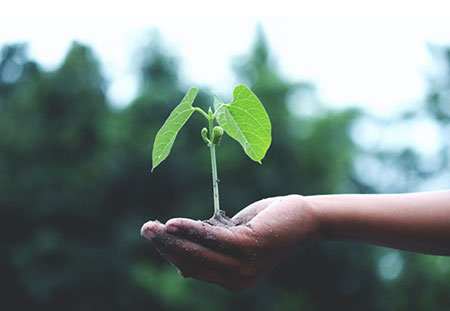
[[201, 127, 210, 145], [212, 126, 224, 145]]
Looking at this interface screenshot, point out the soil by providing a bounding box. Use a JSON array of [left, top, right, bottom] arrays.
[[204, 210, 240, 228]]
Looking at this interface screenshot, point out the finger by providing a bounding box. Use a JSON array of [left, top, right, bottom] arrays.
[[141, 221, 247, 274], [142, 221, 261, 291], [152, 240, 260, 292], [232, 197, 278, 224], [165, 218, 254, 253], [155, 231, 245, 274], [249, 195, 299, 231], [141, 220, 165, 240]]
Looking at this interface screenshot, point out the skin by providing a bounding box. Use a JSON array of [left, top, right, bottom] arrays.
[[141, 191, 450, 292]]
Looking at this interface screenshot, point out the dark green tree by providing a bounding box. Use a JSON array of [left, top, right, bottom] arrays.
[[1, 29, 448, 311]]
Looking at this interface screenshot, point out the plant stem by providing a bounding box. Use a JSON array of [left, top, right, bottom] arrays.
[[211, 103, 229, 119], [193, 107, 210, 120], [209, 117, 220, 216]]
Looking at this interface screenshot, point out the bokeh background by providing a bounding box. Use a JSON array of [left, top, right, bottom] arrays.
[[1, 15, 449, 310]]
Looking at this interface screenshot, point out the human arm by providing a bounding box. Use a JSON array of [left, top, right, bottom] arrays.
[[309, 190, 450, 255], [141, 191, 450, 291]]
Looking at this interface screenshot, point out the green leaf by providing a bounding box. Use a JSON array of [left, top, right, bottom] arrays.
[[215, 85, 271, 163], [152, 87, 197, 171]]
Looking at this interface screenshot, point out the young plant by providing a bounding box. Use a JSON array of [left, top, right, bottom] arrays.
[[151, 85, 271, 219]]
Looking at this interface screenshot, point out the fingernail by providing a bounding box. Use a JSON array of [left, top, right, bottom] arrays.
[[140, 223, 155, 239], [166, 223, 179, 233]]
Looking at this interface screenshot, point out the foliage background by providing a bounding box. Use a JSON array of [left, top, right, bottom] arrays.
[[1, 27, 449, 310]]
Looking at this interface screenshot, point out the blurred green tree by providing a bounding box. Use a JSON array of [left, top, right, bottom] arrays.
[[0, 42, 154, 310], [0, 28, 448, 311]]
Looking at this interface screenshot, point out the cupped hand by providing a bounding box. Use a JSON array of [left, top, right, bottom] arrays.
[[141, 195, 319, 292]]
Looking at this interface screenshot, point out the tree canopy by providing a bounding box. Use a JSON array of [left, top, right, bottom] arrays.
[[0, 30, 449, 310]]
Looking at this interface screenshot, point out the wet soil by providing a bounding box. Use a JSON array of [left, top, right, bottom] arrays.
[[204, 210, 240, 228]]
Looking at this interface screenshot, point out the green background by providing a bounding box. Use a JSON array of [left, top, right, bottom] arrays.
[[1, 28, 449, 310]]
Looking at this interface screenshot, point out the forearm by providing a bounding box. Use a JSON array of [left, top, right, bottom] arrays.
[[306, 191, 450, 255]]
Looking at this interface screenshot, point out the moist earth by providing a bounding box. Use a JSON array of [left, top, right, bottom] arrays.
[[204, 210, 240, 228]]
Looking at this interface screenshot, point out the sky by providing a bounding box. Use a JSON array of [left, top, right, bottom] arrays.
[[1, 11, 450, 117]]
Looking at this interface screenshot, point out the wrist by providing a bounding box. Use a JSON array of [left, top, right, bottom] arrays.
[[286, 194, 324, 242], [303, 195, 335, 242]]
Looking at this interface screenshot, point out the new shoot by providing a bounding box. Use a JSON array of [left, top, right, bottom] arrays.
[[151, 85, 272, 218]]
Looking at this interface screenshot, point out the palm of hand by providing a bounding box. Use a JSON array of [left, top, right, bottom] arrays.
[[141, 195, 316, 291]]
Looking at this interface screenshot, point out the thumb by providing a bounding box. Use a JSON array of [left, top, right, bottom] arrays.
[[232, 197, 277, 224]]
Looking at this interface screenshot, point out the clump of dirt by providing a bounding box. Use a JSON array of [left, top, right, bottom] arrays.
[[205, 210, 240, 228]]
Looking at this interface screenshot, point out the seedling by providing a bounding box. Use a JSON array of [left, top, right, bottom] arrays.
[[152, 85, 272, 219]]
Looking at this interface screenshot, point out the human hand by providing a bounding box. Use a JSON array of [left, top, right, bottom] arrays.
[[141, 195, 319, 291]]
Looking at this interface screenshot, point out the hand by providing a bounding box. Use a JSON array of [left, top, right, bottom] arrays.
[[141, 195, 319, 292]]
